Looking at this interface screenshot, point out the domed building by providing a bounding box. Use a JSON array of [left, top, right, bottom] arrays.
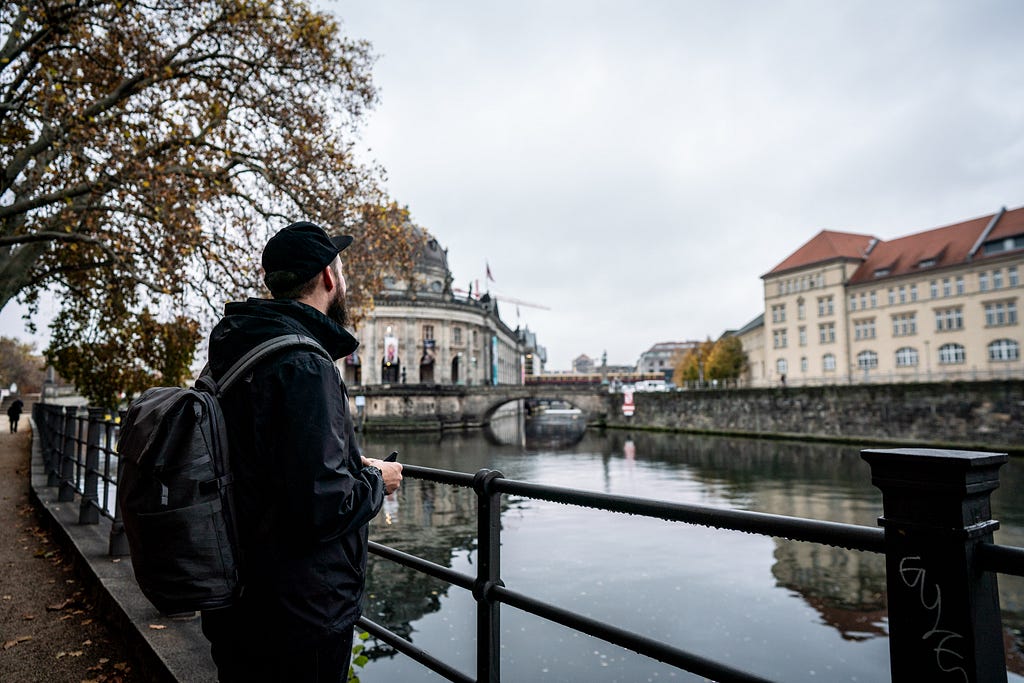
[[344, 231, 525, 387]]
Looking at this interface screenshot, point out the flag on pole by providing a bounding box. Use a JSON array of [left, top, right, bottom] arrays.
[[486, 261, 495, 282]]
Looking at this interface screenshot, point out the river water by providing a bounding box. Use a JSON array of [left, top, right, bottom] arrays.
[[356, 416, 1024, 682]]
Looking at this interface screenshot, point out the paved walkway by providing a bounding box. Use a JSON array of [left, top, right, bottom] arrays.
[[0, 413, 216, 682]]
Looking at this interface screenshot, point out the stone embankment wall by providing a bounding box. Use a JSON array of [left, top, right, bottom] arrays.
[[604, 381, 1024, 452]]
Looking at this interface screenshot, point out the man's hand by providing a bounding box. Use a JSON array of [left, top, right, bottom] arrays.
[[361, 456, 403, 494]]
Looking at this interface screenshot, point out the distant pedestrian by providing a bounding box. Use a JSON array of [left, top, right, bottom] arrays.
[[7, 398, 24, 433]]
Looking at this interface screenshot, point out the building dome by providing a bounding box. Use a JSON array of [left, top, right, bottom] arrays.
[[379, 227, 453, 301]]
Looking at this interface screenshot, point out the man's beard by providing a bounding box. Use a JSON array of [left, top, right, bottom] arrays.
[[327, 288, 349, 329]]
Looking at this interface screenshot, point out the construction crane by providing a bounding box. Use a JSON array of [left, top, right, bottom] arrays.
[[452, 288, 551, 311]]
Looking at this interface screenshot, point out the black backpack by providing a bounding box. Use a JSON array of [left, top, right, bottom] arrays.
[[116, 334, 331, 616]]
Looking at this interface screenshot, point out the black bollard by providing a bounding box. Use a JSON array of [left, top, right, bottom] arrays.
[[861, 448, 1008, 683]]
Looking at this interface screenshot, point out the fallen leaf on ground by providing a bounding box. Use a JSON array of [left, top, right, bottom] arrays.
[[148, 624, 166, 630], [47, 598, 75, 611], [3, 635, 32, 650], [22, 614, 35, 620]]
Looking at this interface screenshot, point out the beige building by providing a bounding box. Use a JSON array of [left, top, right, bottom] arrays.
[[346, 232, 523, 387], [745, 205, 1024, 387]]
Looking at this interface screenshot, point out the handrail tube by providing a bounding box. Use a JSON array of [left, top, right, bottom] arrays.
[[488, 584, 774, 683], [368, 541, 475, 591], [400, 463, 476, 488], [978, 542, 1024, 578], [356, 616, 475, 683], [491, 478, 887, 553]]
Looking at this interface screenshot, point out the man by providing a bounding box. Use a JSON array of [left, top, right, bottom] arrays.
[[7, 397, 23, 433], [200, 221, 402, 682]]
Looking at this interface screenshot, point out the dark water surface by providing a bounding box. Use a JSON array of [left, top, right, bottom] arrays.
[[356, 422, 1024, 682]]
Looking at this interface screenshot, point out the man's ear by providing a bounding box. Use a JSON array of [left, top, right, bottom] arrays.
[[321, 263, 337, 293]]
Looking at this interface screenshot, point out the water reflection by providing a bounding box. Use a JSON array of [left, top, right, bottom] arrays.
[[359, 428, 1024, 682]]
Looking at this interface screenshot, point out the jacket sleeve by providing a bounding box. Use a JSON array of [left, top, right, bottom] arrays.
[[269, 353, 385, 545]]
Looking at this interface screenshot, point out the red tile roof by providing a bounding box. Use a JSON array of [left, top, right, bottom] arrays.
[[765, 206, 1024, 285], [847, 207, 1024, 285], [764, 230, 876, 277]]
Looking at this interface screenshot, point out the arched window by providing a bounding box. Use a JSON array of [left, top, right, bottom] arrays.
[[776, 358, 788, 375], [988, 339, 1020, 362], [895, 347, 918, 367], [938, 343, 966, 365], [822, 353, 836, 372], [857, 350, 878, 370]]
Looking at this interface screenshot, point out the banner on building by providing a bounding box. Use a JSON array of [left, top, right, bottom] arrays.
[[384, 335, 398, 365], [491, 335, 498, 385]]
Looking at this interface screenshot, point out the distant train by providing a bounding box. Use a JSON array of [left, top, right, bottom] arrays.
[[524, 372, 666, 387]]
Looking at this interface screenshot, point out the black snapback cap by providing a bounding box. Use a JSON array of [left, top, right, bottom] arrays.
[[262, 221, 352, 294]]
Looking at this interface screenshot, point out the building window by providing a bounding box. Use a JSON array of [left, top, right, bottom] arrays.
[[453, 327, 462, 344], [892, 313, 917, 337], [776, 358, 788, 375], [773, 329, 788, 349], [854, 318, 876, 340], [898, 286, 907, 304], [857, 350, 878, 370], [849, 294, 857, 311], [423, 324, 434, 341], [800, 357, 808, 372], [979, 272, 990, 292], [859, 293, 867, 310], [930, 280, 938, 298], [988, 339, 1019, 362], [984, 301, 1018, 327], [798, 326, 807, 346], [823, 353, 836, 372], [797, 299, 806, 320], [887, 288, 895, 306], [994, 269, 1004, 289], [771, 304, 786, 323], [935, 307, 964, 331], [910, 284, 918, 302], [817, 296, 833, 317], [956, 276, 965, 295], [943, 278, 952, 297], [895, 347, 919, 367], [818, 322, 835, 344], [870, 291, 877, 308], [1010, 266, 1019, 287], [939, 343, 966, 365]]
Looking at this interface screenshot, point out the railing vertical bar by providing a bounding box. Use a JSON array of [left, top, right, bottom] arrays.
[[474, 468, 504, 683], [78, 408, 103, 524], [58, 408, 76, 502]]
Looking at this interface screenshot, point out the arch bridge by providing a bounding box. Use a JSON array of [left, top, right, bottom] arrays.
[[353, 384, 615, 431]]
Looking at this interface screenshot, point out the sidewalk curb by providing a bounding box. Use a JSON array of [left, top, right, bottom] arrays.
[[27, 417, 218, 682]]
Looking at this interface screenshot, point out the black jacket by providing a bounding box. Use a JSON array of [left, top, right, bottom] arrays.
[[208, 297, 384, 643]]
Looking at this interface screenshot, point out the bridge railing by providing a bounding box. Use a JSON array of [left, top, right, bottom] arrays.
[[361, 449, 1019, 683]]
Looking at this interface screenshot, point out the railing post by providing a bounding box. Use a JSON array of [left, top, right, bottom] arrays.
[[473, 468, 504, 683], [861, 448, 1008, 683], [109, 409, 129, 556], [78, 408, 104, 524], [58, 407, 77, 502], [40, 405, 61, 486]]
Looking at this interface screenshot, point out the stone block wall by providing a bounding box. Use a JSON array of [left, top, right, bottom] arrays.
[[604, 381, 1024, 450]]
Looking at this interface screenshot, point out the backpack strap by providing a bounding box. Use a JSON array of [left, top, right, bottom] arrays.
[[211, 334, 333, 396]]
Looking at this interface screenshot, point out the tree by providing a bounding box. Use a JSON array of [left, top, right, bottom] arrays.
[[0, 336, 45, 393], [1, 1, 417, 394], [705, 335, 748, 383], [47, 309, 201, 408], [672, 339, 714, 386]]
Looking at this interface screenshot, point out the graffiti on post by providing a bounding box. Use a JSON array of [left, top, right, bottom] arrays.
[[899, 555, 968, 682]]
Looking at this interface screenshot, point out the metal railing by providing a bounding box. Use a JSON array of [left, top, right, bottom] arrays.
[[32, 404, 1022, 682]]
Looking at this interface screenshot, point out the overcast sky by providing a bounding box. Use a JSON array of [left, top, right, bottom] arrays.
[[3, 1, 1021, 371], [318, 0, 1023, 370]]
